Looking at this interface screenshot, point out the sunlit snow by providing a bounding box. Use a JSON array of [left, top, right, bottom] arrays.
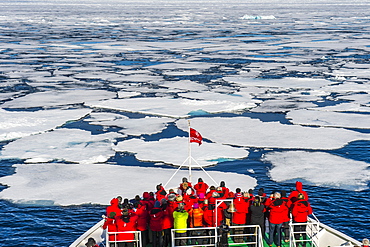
[[287, 109, 370, 129], [0, 108, 91, 141], [87, 96, 254, 118], [88, 115, 175, 136], [114, 137, 249, 167], [1, 90, 117, 109], [1, 129, 120, 164], [263, 151, 370, 191], [177, 117, 370, 150], [0, 163, 257, 206]]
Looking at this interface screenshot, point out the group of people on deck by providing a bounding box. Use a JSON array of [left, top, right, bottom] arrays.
[[102, 178, 313, 247]]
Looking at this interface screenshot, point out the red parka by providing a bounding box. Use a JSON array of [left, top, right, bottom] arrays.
[[232, 197, 249, 225], [268, 199, 290, 225], [162, 204, 174, 230], [135, 204, 149, 231], [103, 217, 118, 241], [106, 198, 122, 218], [203, 203, 226, 227], [115, 213, 138, 242], [149, 205, 164, 232], [206, 188, 217, 200], [155, 185, 167, 201], [288, 181, 309, 204], [292, 199, 312, 223], [194, 181, 209, 196]]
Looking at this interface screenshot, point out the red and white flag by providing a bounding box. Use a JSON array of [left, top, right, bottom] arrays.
[[190, 128, 203, 145]]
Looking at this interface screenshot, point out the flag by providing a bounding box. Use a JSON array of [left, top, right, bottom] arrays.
[[190, 128, 202, 145]]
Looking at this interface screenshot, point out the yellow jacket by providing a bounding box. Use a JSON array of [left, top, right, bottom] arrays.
[[173, 210, 189, 233]]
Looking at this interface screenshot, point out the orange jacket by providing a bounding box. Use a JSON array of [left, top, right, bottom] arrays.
[[189, 208, 204, 227]]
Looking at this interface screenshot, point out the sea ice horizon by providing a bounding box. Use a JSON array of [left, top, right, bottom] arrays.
[[0, 0, 369, 245]]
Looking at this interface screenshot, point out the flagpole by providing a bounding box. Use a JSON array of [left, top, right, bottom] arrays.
[[188, 120, 192, 183]]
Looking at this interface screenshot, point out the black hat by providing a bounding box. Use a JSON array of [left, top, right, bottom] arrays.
[[281, 190, 287, 197], [85, 238, 97, 247]]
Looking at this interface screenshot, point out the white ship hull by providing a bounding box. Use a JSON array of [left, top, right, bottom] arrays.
[[69, 216, 362, 247]]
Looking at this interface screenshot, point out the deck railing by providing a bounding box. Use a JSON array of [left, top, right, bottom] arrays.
[[106, 225, 263, 247], [106, 230, 142, 247], [170, 224, 263, 247], [289, 214, 320, 247]]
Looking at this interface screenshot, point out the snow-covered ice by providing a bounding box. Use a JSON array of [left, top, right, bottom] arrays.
[[0, 163, 257, 206], [0, 0, 370, 208], [114, 137, 249, 167], [0, 108, 91, 141], [177, 117, 370, 150], [1, 129, 120, 164], [263, 151, 370, 191]]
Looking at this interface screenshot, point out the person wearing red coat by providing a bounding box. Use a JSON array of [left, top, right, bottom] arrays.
[[206, 186, 217, 200], [149, 201, 164, 247], [203, 204, 218, 245], [203, 201, 226, 227], [267, 192, 289, 247], [219, 181, 230, 200], [288, 181, 309, 205], [155, 184, 167, 202], [103, 212, 118, 246], [115, 209, 138, 247], [135, 203, 149, 247], [291, 194, 312, 247], [232, 194, 250, 243], [183, 188, 197, 211], [141, 192, 154, 212], [162, 199, 174, 247], [233, 194, 250, 226], [194, 178, 209, 196], [106, 197, 122, 219]]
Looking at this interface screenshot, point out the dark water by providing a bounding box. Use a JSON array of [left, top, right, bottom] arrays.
[[0, 1, 369, 246]]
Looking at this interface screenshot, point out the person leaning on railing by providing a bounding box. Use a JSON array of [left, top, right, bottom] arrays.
[[266, 192, 290, 247], [291, 193, 312, 247]]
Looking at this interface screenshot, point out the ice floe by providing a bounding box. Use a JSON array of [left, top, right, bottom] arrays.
[[240, 15, 276, 20], [113, 136, 249, 167], [263, 151, 370, 191], [0, 163, 257, 206], [0, 108, 91, 141], [177, 117, 370, 150], [2, 89, 117, 109], [311, 102, 370, 113], [223, 77, 333, 90], [251, 99, 317, 113], [87, 96, 254, 118], [287, 109, 370, 129], [88, 115, 175, 136], [0, 129, 120, 164]]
